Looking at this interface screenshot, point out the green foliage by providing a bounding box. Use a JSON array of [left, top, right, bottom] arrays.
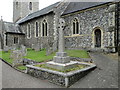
[[35, 64, 86, 73]]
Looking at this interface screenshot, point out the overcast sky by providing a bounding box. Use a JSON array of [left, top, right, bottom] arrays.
[[0, 0, 60, 22]]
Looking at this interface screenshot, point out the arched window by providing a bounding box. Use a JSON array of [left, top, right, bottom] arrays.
[[35, 22, 39, 37], [72, 18, 79, 35], [29, 2, 32, 10], [27, 24, 31, 39], [42, 20, 48, 36]]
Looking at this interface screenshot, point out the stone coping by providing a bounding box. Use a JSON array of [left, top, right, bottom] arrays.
[[26, 61, 96, 77], [46, 61, 78, 66]]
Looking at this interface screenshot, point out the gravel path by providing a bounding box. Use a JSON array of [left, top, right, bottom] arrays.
[[2, 52, 118, 88]]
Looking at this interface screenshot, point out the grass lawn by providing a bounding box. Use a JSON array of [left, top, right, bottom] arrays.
[[0, 51, 13, 64], [0, 49, 90, 64], [24, 49, 90, 62], [66, 50, 90, 58]]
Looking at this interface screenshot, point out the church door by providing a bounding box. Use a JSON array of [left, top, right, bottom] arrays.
[[95, 29, 101, 47]]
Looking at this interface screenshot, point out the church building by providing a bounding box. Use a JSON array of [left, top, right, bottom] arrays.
[[0, 0, 120, 53]]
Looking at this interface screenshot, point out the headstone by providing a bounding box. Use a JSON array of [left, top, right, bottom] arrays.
[[46, 38, 54, 56], [3, 46, 9, 52], [12, 50, 23, 67], [46, 47, 53, 56], [31, 44, 35, 50], [10, 44, 17, 50], [32, 44, 40, 51], [21, 45, 27, 56]]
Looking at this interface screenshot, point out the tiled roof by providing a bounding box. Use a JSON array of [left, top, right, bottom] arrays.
[[62, 1, 113, 16], [4, 22, 24, 34], [17, 2, 60, 24]]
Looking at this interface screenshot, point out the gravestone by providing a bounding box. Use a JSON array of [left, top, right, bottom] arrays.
[[21, 45, 27, 56], [32, 44, 40, 51], [3, 46, 9, 52], [10, 44, 17, 50], [46, 18, 78, 70], [46, 47, 53, 56], [46, 38, 54, 56], [12, 50, 23, 67]]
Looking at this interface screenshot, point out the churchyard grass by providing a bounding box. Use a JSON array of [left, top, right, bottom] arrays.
[[0, 51, 13, 64], [0, 49, 90, 64], [24, 49, 90, 62], [66, 50, 90, 58]]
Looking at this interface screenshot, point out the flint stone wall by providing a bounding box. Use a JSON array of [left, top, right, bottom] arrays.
[[20, 12, 54, 49], [26, 63, 96, 87], [63, 5, 116, 52], [5, 33, 25, 48]]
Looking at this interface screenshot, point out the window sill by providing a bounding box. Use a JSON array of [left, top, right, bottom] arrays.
[[64, 34, 83, 38], [72, 34, 80, 36], [27, 37, 31, 39]]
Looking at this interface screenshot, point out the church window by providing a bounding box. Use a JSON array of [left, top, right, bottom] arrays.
[[42, 20, 48, 37], [14, 37, 19, 44], [72, 18, 79, 35], [27, 24, 31, 39], [35, 22, 39, 37], [29, 2, 32, 10]]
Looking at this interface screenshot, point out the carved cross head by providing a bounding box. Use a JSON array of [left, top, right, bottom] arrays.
[[58, 18, 65, 29]]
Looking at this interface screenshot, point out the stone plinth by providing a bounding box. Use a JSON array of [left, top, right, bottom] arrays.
[[46, 61, 78, 71], [53, 52, 70, 64]]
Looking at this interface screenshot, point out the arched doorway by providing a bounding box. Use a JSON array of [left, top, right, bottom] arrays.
[[94, 29, 101, 47]]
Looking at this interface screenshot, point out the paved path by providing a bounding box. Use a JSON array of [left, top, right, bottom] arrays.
[[70, 52, 118, 88], [2, 61, 63, 88], [2, 52, 118, 88]]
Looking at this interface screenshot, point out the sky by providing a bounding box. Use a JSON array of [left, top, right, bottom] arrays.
[[0, 0, 60, 22]]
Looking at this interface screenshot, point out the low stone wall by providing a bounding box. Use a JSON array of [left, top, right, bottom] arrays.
[[26, 62, 96, 87]]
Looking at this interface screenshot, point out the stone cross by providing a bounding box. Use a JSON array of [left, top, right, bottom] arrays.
[[53, 18, 70, 64], [58, 18, 66, 52], [46, 18, 78, 70]]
